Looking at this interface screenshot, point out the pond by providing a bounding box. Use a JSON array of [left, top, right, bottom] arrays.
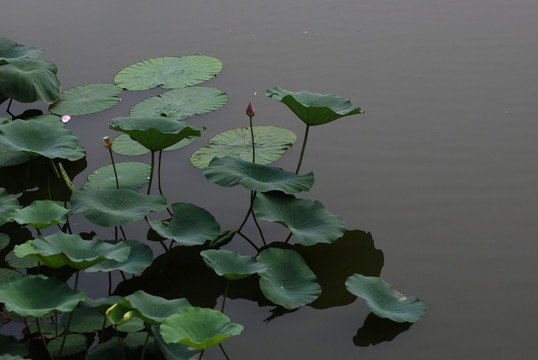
[[1, 0, 537, 359]]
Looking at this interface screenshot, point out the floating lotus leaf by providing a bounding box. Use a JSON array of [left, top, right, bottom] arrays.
[[71, 187, 167, 227], [114, 56, 222, 90], [160, 307, 243, 349], [85, 162, 151, 190], [253, 191, 345, 246], [49, 83, 122, 116], [203, 156, 314, 194], [0, 60, 60, 103], [130, 87, 228, 120], [0, 118, 84, 159], [13, 232, 130, 270], [0, 188, 21, 226], [190, 126, 296, 169], [111, 133, 197, 156], [86, 240, 153, 274], [0, 37, 44, 63], [266, 86, 363, 126], [6, 200, 69, 229], [200, 249, 268, 280], [150, 202, 220, 246], [110, 117, 203, 151], [345, 274, 426, 323], [47, 334, 87, 357], [0, 274, 86, 318]]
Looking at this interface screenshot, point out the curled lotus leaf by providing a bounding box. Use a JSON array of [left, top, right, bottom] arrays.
[[0, 37, 44, 63], [50, 83, 122, 116], [200, 249, 268, 280], [6, 200, 69, 229], [0, 59, 60, 103], [85, 240, 153, 274]]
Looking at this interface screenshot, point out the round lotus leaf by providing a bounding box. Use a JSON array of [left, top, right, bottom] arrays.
[[0, 274, 86, 318], [253, 191, 346, 246], [150, 202, 221, 246], [5, 250, 38, 269], [85, 161, 151, 190], [0, 118, 84, 159], [0, 188, 21, 226], [160, 307, 243, 349], [6, 200, 69, 229], [266, 86, 363, 126], [200, 249, 268, 280], [47, 334, 87, 357], [114, 55, 222, 90], [86, 240, 153, 274], [49, 83, 122, 116], [111, 133, 197, 156], [202, 156, 314, 194], [110, 116, 203, 151], [0, 59, 60, 103], [71, 187, 167, 227], [0, 37, 44, 63], [190, 126, 296, 169], [130, 86, 228, 120], [345, 274, 426, 323]]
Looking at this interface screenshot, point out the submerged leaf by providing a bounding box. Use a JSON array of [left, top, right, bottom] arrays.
[[50, 83, 122, 116]]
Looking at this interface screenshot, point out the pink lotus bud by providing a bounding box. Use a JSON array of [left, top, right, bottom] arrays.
[[246, 102, 255, 117], [61, 115, 71, 123], [103, 136, 113, 149]]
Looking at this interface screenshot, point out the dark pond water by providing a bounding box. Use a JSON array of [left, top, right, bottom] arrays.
[[2, 0, 537, 359]]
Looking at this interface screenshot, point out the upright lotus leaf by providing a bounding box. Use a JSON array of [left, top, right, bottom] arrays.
[[13, 232, 130, 270], [0, 60, 60, 103], [111, 133, 197, 156], [86, 240, 153, 274], [256, 248, 321, 309], [253, 191, 345, 246], [150, 202, 220, 246], [266, 86, 363, 126], [71, 187, 167, 227], [190, 126, 296, 169], [345, 274, 426, 323], [203, 156, 314, 194], [153, 325, 201, 360], [6, 200, 69, 229], [160, 307, 243, 349], [0, 188, 21, 226], [84, 162, 151, 190], [110, 117, 203, 151], [0, 274, 86, 318], [130, 87, 228, 120], [49, 83, 122, 116], [200, 249, 268, 280], [0, 37, 44, 63], [114, 55, 222, 90], [0, 118, 85, 159]]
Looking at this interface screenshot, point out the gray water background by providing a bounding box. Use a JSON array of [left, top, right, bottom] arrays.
[[2, 0, 537, 359]]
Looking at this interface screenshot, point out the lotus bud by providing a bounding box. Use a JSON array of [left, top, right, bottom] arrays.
[[246, 102, 255, 117], [103, 136, 113, 149]]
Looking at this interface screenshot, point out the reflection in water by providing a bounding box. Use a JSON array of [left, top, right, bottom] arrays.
[[353, 312, 412, 347]]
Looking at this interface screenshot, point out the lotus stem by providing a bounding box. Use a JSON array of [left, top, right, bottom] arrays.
[[140, 328, 151, 360], [104, 136, 119, 189], [113, 325, 127, 360], [198, 350, 205, 359], [221, 281, 230, 312], [249, 116, 255, 163], [35, 320, 54, 360], [6, 98, 14, 117], [295, 125, 310, 174], [147, 151, 155, 195], [219, 343, 231, 360], [57, 271, 79, 358]]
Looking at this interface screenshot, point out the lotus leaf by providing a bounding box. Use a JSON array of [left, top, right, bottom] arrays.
[[130, 86, 228, 120], [0, 233, 9, 251], [71, 187, 167, 227], [105, 303, 136, 326], [266, 86, 363, 126], [49, 83, 122, 116], [114, 55, 222, 90], [111, 133, 197, 156], [0, 188, 20, 226], [160, 307, 243, 349], [86, 240, 153, 274], [5, 250, 38, 269], [13, 232, 130, 270], [0, 268, 23, 284], [190, 126, 296, 169], [6, 200, 69, 229], [0, 37, 44, 64], [85, 161, 151, 190], [253, 191, 345, 246], [47, 334, 87, 357], [61, 307, 109, 333], [203, 156, 314, 194], [150, 202, 220, 246], [345, 274, 426, 323], [152, 324, 201, 360], [0, 60, 60, 103], [110, 116, 203, 151], [200, 249, 268, 280], [0, 334, 28, 358], [0, 274, 86, 318]]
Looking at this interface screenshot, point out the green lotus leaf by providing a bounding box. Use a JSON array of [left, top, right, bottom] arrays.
[[190, 126, 296, 169], [0, 334, 28, 358], [13, 232, 130, 270], [0, 355, 28, 360], [111, 133, 197, 156], [0, 37, 44, 63], [82, 295, 125, 314], [110, 116, 203, 151], [0, 268, 23, 284], [49, 83, 122, 116], [0, 233, 9, 251], [152, 324, 201, 360], [0, 188, 21, 226], [71, 187, 167, 227], [0, 142, 31, 166], [203, 156, 314, 194], [149, 202, 220, 246], [47, 334, 87, 357], [160, 307, 243, 349], [0, 274, 86, 318], [6, 200, 69, 229], [0, 60, 60, 103], [116, 290, 192, 325], [61, 306, 109, 333], [345, 274, 426, 323], [26, 322, 64, 339], [130, 87, 228, 120], [0, 118, 84, 159], [5, 250, 39, 268], [253, 191, 345, 246], [114, 55, 222, 90], [256, 248, 321, 309], [200, 249, 268, 280], [266, 86, 363, 126], [86, 240, 153, 274], [84, 161, 151, 190]]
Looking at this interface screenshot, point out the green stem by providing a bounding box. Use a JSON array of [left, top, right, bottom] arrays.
[[114, 325, 126, 360], [108, 147, 119, 189], [249, 116, 255, 163], [219, 343, 231, 360], [158, 150, 164, 195], [295, 125, 310, 174], [57, 271, 79, 358], [140, 328, 151, 360], [36, 320, 55, 360], [147, 151, 155, 195], [199, 350, 204, 359], [221, 281, 230, 312]]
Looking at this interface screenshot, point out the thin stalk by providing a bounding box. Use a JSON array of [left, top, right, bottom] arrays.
[[249, 116, 255, 163], [108, 147, 120, 189], [219, 343, 231, 360], [108, 272, 113, 295], [147, 151, 155, 195], [119, 226, 127, 240], [157, 150, 172, 216], [221, 281, 230, 312], [36, 320, 54, 360], [198, 350, 205, 359], [57, 271, 79, 358], [6, 98, 14, 117], [113, 325, 127, 360], [140, 328, 151, 360], [236, 231, 259, 251], [295, 125, 310, 174]]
